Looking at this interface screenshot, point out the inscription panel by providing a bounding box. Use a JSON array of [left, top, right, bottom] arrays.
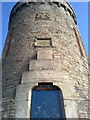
[[22, 71, 69, 84], [29, 60, 61, 71]]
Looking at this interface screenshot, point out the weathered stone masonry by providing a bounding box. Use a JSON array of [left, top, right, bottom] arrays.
[[2, 1, 89, 118]]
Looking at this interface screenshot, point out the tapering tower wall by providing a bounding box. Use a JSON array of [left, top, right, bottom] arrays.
[[2, 1, 88, 118]]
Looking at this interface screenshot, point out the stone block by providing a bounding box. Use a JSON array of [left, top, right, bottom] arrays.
[[15, 83, 39, 118], [15, 83, 38, 101], [15, 100, 29, 118], [21, 70, 68, 83], [64, 100, 79, 118], [29, 59, 61, 71], [37, 48, 52, 60]]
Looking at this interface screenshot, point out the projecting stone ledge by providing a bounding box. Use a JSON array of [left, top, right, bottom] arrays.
[[21, 70, 68, 84]]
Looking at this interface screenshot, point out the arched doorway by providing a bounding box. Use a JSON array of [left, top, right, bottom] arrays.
[[30, 83, 66, 119]]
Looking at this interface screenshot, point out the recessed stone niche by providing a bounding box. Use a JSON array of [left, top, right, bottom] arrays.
[[35, 38, 52, 47]]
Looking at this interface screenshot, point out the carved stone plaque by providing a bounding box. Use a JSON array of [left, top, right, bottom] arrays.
[[35, 13, 51, 20]]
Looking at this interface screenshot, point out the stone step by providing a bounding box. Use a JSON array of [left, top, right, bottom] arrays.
[[21, 70, 68, 84], [29, 60, 61, 71]]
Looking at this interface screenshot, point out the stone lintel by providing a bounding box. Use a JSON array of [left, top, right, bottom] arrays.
[[21, 71, 68, 84]]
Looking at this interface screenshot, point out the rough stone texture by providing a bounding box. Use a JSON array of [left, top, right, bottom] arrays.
[[2, 1, 89, 118]]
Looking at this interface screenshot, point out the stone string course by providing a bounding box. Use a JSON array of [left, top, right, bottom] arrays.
[[2, 1, 89, 118]]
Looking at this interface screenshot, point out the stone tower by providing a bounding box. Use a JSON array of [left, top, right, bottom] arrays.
[[2, 0, 88, 119]]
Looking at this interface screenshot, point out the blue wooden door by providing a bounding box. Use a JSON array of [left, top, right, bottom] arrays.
[[30, 90, 65, 119]]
